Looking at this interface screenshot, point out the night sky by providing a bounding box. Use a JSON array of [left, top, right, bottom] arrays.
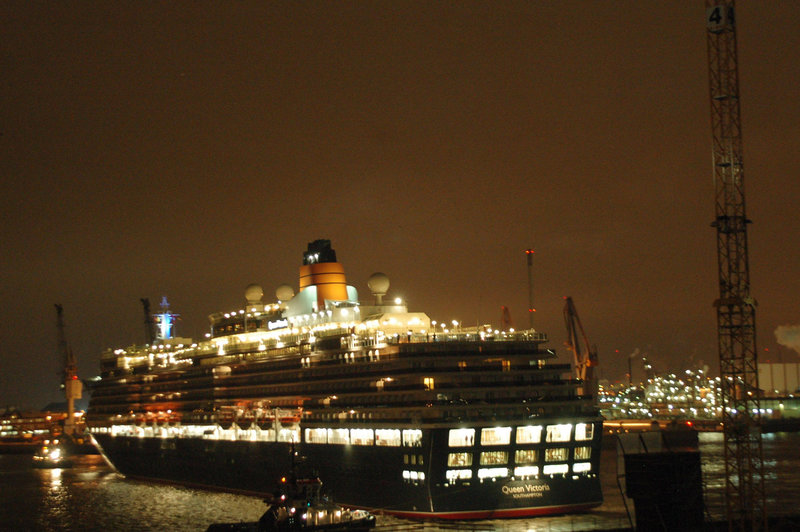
[[2, 2, 799, 410]]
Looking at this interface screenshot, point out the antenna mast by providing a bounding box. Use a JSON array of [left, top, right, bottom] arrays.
[[705, 2, 766, 528], [525, 249, 535, 329]]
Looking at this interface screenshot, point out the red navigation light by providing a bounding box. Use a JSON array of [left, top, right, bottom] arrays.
[[72, 375, 78, 380], [686, 421, 693, 427]]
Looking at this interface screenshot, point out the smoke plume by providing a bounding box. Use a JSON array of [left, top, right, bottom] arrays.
[[775, 325, 800, 355]]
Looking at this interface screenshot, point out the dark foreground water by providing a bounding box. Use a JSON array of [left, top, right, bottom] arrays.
[[1, 432, 798, 531]]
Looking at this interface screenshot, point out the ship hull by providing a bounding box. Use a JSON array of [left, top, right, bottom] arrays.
[[93, 427, 602, 519]]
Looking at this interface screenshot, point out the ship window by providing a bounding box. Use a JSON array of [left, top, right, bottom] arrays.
[[543, 464, 569, 475], [516, 425, 542, 444], [545, 448, 569, 462], [573, 462, 592, 473], [278, 428, 299, 443], [515, 449, 538, 465], [545, 424, 572, 443], [514, 465, 539, 477], [410, 455, 416, 465], [423, 377, 435, 390], [327, 428, 349, 445], [480, 427, 511, 445], [480, 451, 508, 465], [305, 428, 327, 444], [446, 469, 473, 481], [375, 429, 401, 447], [402, 429, 422, 447], [574, 446, 591, 460], [448, 428, 475, 447], [575, 423, 594, 441], [448, 452, 472, 467], [351, 428, 374, 446], [403, 454, 408, 464], [477, 467, 508, 479]]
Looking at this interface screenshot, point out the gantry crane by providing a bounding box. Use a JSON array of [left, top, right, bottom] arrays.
[[705, 2, 767, 529], [563, 297, 598, 397]]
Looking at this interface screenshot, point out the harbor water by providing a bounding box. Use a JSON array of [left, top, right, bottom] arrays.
[[1, 432, 798, 531]]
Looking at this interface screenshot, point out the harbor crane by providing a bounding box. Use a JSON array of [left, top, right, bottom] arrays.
[[705, 1, 766, 529], [55, 304, 82, 437], [563, 297, 598, 397]]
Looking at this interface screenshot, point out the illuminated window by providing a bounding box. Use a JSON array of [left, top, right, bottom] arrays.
[[423, 377, 435, 390], [575, 423, 594, 441], [480, 451, 508, 465], [448, 452, 472, 467], [514, 465, 539, 477], [515, 449, 538, 465], [305, 428, 327, 444], [573, 462, 592, 473], [478, 467, 508, 479], [278, 428, 300, 443], [574, 446, 591, 460], [327, 428, 349, 445], [545, 448, 569, 462], [543, 464, 569, 474], [516, 425, 542, 444], [448, 428, 475, 447], [351, 428, 374, 446], [446, 469, 473, 481], [545, 424, 572, 443], [402, 429, 422, 447], [502, 360, 511, 371], [375, 429, 401, 447], [481, 427, 511, 445]]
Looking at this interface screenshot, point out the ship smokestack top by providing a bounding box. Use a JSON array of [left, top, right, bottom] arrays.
[[303, 239, 337, 265]]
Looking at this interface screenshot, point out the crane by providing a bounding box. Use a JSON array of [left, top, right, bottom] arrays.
[[705, 2, 767, 529], [500, 305, 513, 331], [563, 297, 598, 397], [55, 304, 82, 437]]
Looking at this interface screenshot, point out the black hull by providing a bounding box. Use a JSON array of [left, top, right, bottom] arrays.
[[93, 431, 602, 519]]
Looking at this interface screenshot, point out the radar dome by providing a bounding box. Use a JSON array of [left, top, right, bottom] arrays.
[[367, 273, 390, 304], [275, 284, 295, 302], [245, 284, 264, 304]]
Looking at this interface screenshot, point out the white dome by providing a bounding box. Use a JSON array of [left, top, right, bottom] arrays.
[[245, 284, 264, 303], [367, 272, 390, 295], [275, 284, 295, 302]]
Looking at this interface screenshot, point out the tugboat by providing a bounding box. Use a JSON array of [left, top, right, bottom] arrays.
[[207, 448, 376, 532], [32, 438, 73, 468]]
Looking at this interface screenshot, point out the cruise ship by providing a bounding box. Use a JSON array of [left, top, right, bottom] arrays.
[[87, 240, 603, 519]]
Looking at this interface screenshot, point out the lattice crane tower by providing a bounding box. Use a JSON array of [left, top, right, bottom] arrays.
[[705, 2, 767, 529]]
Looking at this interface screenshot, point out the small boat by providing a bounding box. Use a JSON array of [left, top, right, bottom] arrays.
[[207, 449, 376, 532], [32, 438, 73, 468]]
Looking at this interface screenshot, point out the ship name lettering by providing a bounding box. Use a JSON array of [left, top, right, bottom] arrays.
[[502, 483, 550, 496]]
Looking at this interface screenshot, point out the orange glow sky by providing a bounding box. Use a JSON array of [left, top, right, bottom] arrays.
[[2, 2, 799, 408]]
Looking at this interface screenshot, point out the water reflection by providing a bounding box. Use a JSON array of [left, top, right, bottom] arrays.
[[1, 434, 799, 531]]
